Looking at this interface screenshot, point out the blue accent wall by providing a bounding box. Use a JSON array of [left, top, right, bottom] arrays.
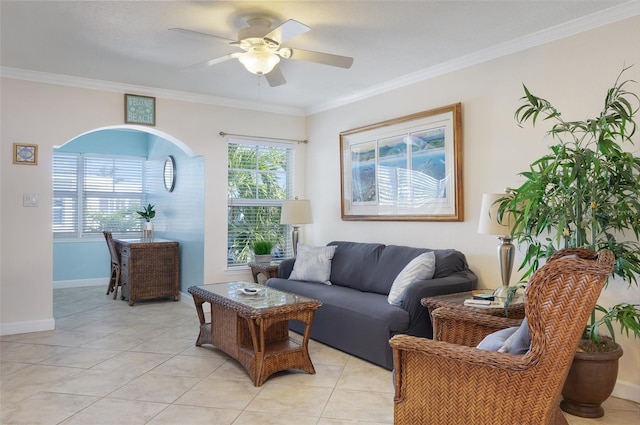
[[147, 134, 205, 292], [53, 129, 205, 293], [53, 241, 110, 280]]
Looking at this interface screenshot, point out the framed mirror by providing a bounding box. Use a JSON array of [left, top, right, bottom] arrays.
[[163, 155, 176, 192]]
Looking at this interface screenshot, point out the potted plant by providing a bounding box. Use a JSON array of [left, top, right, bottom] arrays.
[[497, 66, 640, 418], [136, 203, 156, 231], [252, 240, 274, 263]]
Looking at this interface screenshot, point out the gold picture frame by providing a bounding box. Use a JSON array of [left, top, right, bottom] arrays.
[[340, 103, 463, 221], [13, 143, 38, 165]]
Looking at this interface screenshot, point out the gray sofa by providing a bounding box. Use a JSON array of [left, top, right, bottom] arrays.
[[266, 241, 477, 369]]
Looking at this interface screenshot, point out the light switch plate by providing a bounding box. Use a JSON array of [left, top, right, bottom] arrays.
[[23, 193, 39, 207]]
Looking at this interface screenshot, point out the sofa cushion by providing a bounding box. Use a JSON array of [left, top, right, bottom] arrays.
[[370, 245, 433, 294], [289, 244, 337, 284], [432, 249, 470, 278], [328, 241, 385, 291], [387, 251, 436, 305], [268, 278, 410, 332]]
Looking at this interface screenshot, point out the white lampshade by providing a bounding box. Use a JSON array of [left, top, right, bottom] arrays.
[[238, 50, 280, 75], [478, 193, 513, 236], [281, 199, 313, 225]]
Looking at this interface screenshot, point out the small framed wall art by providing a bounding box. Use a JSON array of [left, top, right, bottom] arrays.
[[124, 93, 156, 126], [13, 143, 38, 165]]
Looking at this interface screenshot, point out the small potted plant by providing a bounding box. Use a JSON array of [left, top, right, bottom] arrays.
[[252, 240, 274, 263], [136, 203, 156, 231]]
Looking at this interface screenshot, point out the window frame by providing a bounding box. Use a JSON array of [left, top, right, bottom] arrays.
[[227, 138, 295, 267]]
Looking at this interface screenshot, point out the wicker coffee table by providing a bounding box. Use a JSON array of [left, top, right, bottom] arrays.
[[188, 281, 322, 386]]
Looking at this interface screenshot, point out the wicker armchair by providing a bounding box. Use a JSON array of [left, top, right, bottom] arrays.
[[390, 248, 614, 425]]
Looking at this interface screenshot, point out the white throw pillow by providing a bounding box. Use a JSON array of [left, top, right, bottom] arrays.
[[289, 244, 337, 285], [387, 252, 436, 305]]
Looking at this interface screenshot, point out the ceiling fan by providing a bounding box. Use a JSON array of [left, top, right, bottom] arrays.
[[170, 17, 354, 87]]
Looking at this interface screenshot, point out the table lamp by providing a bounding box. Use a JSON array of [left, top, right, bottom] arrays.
[[478, 193, 515, 299], [280, 198, 313, 256]]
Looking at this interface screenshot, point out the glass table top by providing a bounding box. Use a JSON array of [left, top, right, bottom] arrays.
[[195, 281, 316, 310]]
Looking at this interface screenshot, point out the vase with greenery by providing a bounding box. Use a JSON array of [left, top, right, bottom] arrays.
[[252, 240, 274, 263], [136, 203, 155, 230], [497, 66, 640, 416]]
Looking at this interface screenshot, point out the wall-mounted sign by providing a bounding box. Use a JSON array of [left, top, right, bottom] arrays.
[[124, 93, 156, 126]]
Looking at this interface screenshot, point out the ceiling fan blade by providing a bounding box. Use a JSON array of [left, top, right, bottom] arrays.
[[287, 48, 354, 69], [183, 54, 236, 71], [265, 65, 286, 87], [169, 27, 236, 43], [264, 19, 310, 44]]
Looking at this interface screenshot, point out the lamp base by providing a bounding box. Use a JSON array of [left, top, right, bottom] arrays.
[[291, 225, 300, 256], [497, 236, 515, 287]]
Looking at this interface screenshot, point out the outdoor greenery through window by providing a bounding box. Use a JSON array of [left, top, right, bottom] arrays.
[[53, 153, 146, 238], [227, 139, 294, 266]]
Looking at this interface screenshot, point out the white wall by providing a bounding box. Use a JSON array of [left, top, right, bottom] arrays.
[[0, 80, 306, 333], [305, 17, 640, 401]]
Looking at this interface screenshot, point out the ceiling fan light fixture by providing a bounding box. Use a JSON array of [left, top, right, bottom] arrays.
[[238, 50, 280, 75]]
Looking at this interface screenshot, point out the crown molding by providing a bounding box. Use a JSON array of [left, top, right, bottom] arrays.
[[0, 67, 306, 117], [305, 1, 640, 115]]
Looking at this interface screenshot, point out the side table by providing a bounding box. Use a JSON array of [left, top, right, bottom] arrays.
[[248, 262, 279, 284], [422, 290, 525, 319], [422, 290, 525, 346]]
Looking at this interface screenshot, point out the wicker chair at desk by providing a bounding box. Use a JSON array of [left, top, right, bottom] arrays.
[[103, 231, 122, 300], [390, 248, 614, 425]]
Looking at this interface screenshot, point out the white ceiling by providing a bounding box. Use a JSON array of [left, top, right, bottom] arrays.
[[1, 1, 638, 115]]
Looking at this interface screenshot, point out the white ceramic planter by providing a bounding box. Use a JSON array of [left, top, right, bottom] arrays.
[[254, 254, 272, 263]]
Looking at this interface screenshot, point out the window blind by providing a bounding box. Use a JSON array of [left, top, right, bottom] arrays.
[[53, 153, 146, 238]]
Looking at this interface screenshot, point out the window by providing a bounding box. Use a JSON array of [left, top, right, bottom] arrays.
[[53, 153, 146, 238], [227, 139, 294, 266]]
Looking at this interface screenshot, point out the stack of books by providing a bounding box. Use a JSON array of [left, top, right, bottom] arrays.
[[463, 298, 505, 308], [463, 293, 507, 308]]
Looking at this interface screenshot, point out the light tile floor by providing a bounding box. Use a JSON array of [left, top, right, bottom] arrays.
[[0, 285, 637, 424]]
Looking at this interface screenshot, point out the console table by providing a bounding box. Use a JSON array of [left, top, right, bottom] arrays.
[[114, 238, 180, 306]]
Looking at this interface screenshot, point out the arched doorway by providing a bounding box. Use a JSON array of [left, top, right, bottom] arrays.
[[53, 125, 204, 301]]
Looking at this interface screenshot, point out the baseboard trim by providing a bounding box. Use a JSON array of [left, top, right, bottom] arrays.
[[0, 318, 55, 336], [53, 278, 107, 289], [612, 380, 640, 403], [180, 290, 193, 306]]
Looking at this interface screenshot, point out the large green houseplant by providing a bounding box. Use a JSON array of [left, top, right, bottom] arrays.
[[497, 66, 640, 417]]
